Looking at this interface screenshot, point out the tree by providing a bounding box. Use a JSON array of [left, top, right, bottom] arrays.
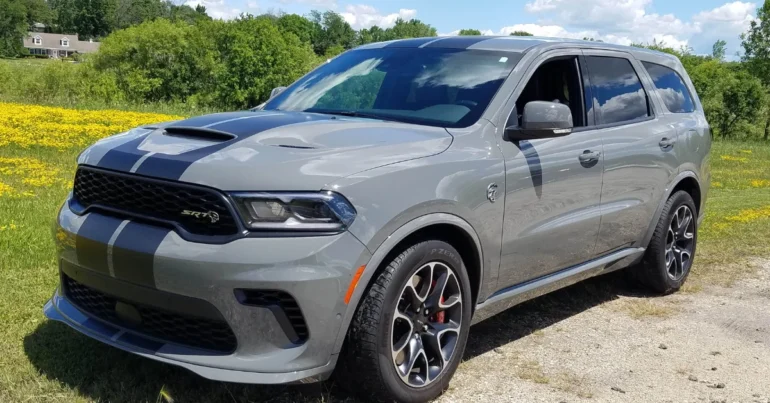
[[0, 0, 28, 57], [742, 0, 770, 139], [388, 18, 437, 38], [22, 0, 55, 27], [168, 3, 211, 25], [309, 10, 355, 56], [510, 31, 532, 36], [92, 18, 220, 102], [277, 13, 315, 44], [717, 70, 765, 137], [207, 15, 318, 108], [458, 29, 481, 36], [712, 39, 727, 61], [742, 0, 770, 85], [358, 25, 387, 45], [52, 0, 115, 38], [114, 0, 165, 30]]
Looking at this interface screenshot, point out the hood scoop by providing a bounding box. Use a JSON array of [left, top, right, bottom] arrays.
[[272, 144, 317, 150], [163, 126, 236, 142]]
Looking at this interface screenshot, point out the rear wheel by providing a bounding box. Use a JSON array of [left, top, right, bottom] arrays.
[[338, 240, 472, 403], [635, 190, 697, 293]]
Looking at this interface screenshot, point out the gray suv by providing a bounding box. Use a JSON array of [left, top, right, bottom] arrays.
[[45, 36, 710, 403]]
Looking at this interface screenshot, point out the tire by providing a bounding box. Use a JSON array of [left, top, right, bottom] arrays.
[[635, 190, 698, 294], [337, 240, 473, 403]]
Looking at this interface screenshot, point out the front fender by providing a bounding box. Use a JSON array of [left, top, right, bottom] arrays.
[[331, 213, 484, 355]]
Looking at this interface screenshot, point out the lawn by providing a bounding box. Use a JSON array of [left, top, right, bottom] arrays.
[[1, 102, 769, 402]]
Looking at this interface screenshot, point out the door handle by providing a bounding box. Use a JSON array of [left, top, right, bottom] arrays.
[[659, 137, 676, 149], [578, 150, 601, 165]]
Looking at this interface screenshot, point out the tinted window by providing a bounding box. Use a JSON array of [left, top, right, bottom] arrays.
[[264, 48, 521, 128], [642, 62, 695, 113], [585, 56, 650, 125]]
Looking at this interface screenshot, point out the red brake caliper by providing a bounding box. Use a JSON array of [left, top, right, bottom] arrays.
[[429, 280, 446, 323]]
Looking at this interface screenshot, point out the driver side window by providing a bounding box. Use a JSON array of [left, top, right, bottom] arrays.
[[513, 56, 590, 128]]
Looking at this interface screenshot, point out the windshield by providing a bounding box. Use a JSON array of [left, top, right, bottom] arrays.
[[263, 47, 522, 128]]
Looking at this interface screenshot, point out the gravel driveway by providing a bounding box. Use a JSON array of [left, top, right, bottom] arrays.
[[260, 259, 770, 403], [439, 258, 770, 403]]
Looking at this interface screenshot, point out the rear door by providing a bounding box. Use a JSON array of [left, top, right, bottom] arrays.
[[639, 61, 703, 177], [583, 50, 679, 254]]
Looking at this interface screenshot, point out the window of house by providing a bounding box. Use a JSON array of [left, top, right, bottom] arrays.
[[642, 61, 695, 113], [33, 36, 42, 45], [513, 56, 589, 127], [585, 56, 650, 125], [60, 38, 69, 47]]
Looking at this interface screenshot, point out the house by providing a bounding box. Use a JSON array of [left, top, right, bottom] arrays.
[[23, 32, 100, 58]]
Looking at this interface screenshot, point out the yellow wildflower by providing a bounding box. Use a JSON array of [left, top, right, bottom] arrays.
[[0, 157, 66, 197], [739, 149, 753, 154], [0, 102, 182, 150], [0, 222, 20, 231], [712, 181, 723, 188], [725, 206, 770, 223], [750, 179, 770, 188], [0, 181, 12, 196], [720, 155, 748, 163]]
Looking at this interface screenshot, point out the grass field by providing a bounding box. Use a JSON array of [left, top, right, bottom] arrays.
[[1, 102, 770, 402]]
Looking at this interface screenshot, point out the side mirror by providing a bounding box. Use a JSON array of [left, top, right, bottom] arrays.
[[270, 86, 287, 99], [505, 101, 573, 141]]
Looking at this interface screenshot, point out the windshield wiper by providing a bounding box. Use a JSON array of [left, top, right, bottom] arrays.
[[307, 109, 401, 123]]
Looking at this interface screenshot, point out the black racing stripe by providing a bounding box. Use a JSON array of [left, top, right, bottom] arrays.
[[423, 36, 491, 49], [96, 135, 149, 172], [384, 37, 441, 48], [111, 221, 170, 288], [75, 214, 124, 275], [134, 112, 331, 180]]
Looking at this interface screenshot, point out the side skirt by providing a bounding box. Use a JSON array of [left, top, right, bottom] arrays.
[[471, 247, 645, 325]]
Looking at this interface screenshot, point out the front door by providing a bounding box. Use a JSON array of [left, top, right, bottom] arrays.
[[496, 50, 604, 289]]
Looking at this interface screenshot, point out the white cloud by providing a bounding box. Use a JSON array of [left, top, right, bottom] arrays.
[[185, 0, 242, 20], [690, 2, 756, 57], [522, 0, 696, 46], [466, 0, 756, 55], [278, 0, 337, 8], [340, 5, 417, 29]]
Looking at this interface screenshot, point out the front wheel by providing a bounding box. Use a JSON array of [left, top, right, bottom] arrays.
[[338, 240, 473, 403], [635, 190, 698, 294]]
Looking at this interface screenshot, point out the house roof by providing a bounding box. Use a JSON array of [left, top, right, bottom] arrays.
[[23, 32, 100, 53]]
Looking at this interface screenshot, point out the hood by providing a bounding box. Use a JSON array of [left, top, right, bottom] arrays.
[[80, 111, 453, 191]]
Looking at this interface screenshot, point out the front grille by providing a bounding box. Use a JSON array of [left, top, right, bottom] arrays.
[[235, 289, 309, 343], [63, 275, 238, 352], [73, 167, 239, 237]]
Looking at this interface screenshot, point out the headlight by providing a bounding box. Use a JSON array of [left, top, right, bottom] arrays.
[[230, 192, 356, 232]]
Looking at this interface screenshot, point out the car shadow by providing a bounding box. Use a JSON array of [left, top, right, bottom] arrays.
[[24, 271, 655, 402]]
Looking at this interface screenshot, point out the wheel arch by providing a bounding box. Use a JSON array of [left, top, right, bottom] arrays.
[[640, 171, 702, 248], [331, 213, 484, 355]]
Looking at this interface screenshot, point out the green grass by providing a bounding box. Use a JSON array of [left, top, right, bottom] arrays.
[[693, 141, 770, 286], [1, 126, 770, 401]]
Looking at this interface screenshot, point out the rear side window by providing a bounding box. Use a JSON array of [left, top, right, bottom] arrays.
[[642, 62, 695, 113], [585, 56, 650, 125]]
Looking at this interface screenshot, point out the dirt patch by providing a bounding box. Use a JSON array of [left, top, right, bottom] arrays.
[[440, 259, 770, 403]]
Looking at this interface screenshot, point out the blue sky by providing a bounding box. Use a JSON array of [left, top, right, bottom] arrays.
[[186, 0, 759, 57]]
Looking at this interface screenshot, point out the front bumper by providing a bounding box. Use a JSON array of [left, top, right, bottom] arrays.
[[47, 205, 371, 384]]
